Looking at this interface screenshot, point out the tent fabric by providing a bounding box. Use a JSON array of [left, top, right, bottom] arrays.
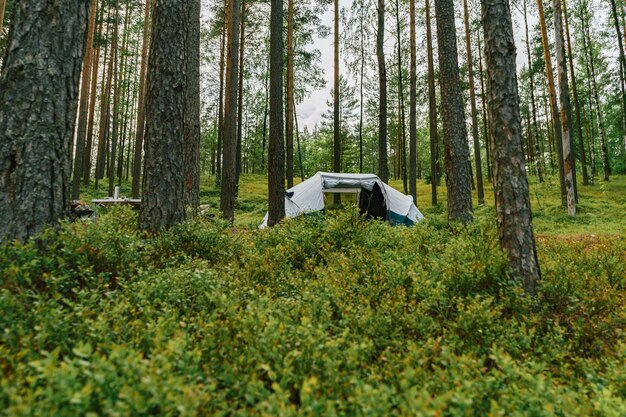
[[261, 172, 424, 228]]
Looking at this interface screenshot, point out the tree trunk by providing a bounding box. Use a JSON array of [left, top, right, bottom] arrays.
[[562, 0, 588, 185], [608, 0, 626, 163], [138, 0, 188, 232], [294, 100, 304, 181], [107, 0, 121, 198], [72, 0, 98, 200], [268, 0, 285, 226], [477, 33, 492, 182], [184, 0, 201, 211], [359, 0, 365, 173], [220, 0, 242, 223], [286, 0, 295, 187], [426, 0, 438, 205], [0, 0, 90, 242], [95, 10, 115, 186], [115, 2, 132, 185], [395, 0, 408, 194], [522, 0, 544, 182], [333, 0, 341, 206], [216, 20, 226, 185], [131, 0, 152, 198], [554, 0, 576, 215], [434, 0, 473, 223], [409, 0, 417, 201], [463, 0, 485, 205], [537, 0, 567, 206], [377, 0, 388, 182], [261, 54, 269, 173], [482, 0, 541, 293], [236, 0, 245, 185]]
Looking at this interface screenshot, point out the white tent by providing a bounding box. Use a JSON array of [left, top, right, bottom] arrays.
[[261, 172, 424, 228]]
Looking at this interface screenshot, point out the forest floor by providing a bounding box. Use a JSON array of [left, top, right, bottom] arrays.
[[2, 174, 623, 415]]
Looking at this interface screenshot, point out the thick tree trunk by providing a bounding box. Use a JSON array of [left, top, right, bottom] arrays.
[[72, 0, 98, 200], [426, 0, 438, 206], [409, 0, 417, 202], [220, 0, 241, 223], [482, 0, 541, 293], [463, 0, 485, 205], [537, 0, 567, 206], [434, 0, 473, 223], [138, 0, 188, 232], [554, 0, 576, 215], [286, 0, 295, 187], [132, 0, 152, 199], [268, 0, 285, 226], [377, 0, 388, 182], [184, 0, 201, 211], [0, 0, 90, 242], [522, 0, 544, 182]]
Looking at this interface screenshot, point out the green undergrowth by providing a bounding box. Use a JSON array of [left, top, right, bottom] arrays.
[[1, 207, 625, 416]]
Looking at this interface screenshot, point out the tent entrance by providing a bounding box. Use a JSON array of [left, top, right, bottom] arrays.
[[358, 183, 387, 221], [323, 188, 361, 209]]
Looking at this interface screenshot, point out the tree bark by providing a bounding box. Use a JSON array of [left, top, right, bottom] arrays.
[[107, 0, 121, 198], [377, 0, 388, 182], [268, 0, 285, 226], [554, 0, 576, 216], [286, 0, 295, 187], [395, 0, 408, 194], [608, 0, 626, 163], [359, 0, 365, 173], [216, 19, 226, 185], [463, 0, 485, 205], [434, 0, 473, 223], [426, 0, 438, 205], [184, 0, 201, 211], [95, 10, 115, 186], [482, 0, 541, 293], [132, 0, 152, 198], [0, 0, 90, 242], [138, 0, 188, 232], [236, 0, 246, 185], [333, 0, 341, 206], [409, 0, 417, 201], [72, 0, 98, 200], [220, 0, 242, 223], [537, 0, 567, 206]]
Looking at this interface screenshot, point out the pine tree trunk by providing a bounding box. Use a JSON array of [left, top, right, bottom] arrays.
[[482, 0, 541, 293], [359, 0, 365, 173], [261, 54, 269, 173], [268, 0, 285, 226], [395, 0, 408, 194], [537, 0, 567, 206], [333, 0, 341, 202], [608, 0, 626, 163], [409, 0, 417, 202], [522, 0, 544, 182], [220, 0, 242, 223], [554, 0, 576, 216], [184, 0, 201, 211], [216, 20, 226, 185], [463, 0, 484, 205], [377, 0, 388, 183], [138, 0, 188, 232], [426, 0, 438, 205], [0, 0, 90, 242], [236, 1, 245, 184], [434, 0, 473, 223], [131, 0, 152, 198], [115, 2, 132, 186], [96, 12, 115, 185], [477, 35, 492, 182], [107, 0, 121, 197], [72, 0, 98, 200], [286, 0, 295, 187], [294, 100, 305, 180]]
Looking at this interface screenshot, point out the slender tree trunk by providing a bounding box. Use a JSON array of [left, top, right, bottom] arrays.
[[359, 0, 365, 173], [115, 3, 132, 185], [463, 0, 485, 204], [72, 0, 98, 200], [537, 0, 567, 206], [138, 0, 188, 232], [562, 0, 588, 185], [482, 0, 541, 293], [409, 0, 417, 201], [220, 0, 242, 223], [426, 0, 438, 205], [184, 0, 201, 211], [0, 0, 90, 242], [523, 0, 544, 182], [608, 0, 626, 162], [294, 100, 304, 181], [435, 0, 473, 223], [333, 0, 341, 206], [477, 30, 492, 182], [286, 0, 295, 187], [216, 21, 226, 185], [395, 0, 408, 194], [107, 0, 121, 198], [554, 0, 576, 215], [83, 1, 104, 186], [377, 0, 388, 182], [261, 54, 269, 173], [95, 13, 114, 186], [268, 0, 285, 226], [236, 0, 246, 185], [132, 0, 152, 198]]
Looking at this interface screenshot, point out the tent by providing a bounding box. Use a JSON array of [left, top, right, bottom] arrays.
[[261, 172, 424, 227]]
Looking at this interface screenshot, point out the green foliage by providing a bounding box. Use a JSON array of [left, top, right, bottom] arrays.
[[1, 205, 625, 416]]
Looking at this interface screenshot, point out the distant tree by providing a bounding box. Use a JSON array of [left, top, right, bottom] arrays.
[[482, 0, 541, 293], [0, 0, 90, 242], [376, 0, 388, 182], [409, 0, 417, 202], [434, 0, 473, 223], [138, 0, 188, 232], [267, 0, 285, 226], [426, 0, 439, 206]]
